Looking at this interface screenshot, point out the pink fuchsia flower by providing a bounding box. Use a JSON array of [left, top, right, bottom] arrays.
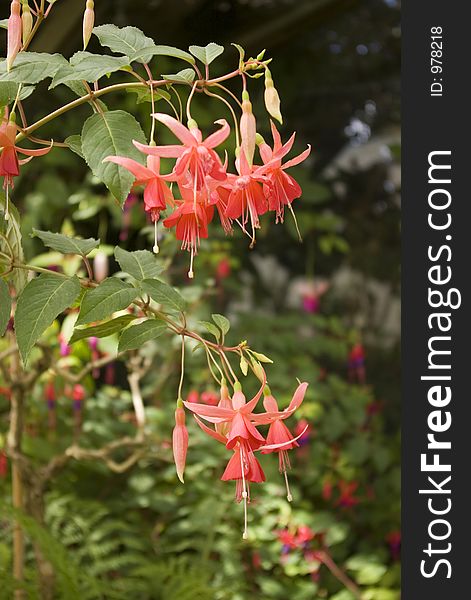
[[186, 389, 199, 404], [259, 385, 308, 501], [184, 378, 308, 538], [7, 1, 22, 72], [224, 151, 269, 247], [277, 528, 297, 553], [295, 525, 315, 547], [134, 113, 229, 200], [163, 185, 214, 278], [172, 405, 189, 483], [104, 150, 174, 253], [257, 121, 311, 226], [0, 109, 52, 220], [200, 390, 219, 406], [240, 91, 257, 166]]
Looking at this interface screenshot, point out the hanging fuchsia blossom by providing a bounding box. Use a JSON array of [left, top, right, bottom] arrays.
[[0, 109, 52, 220], [172, 405, 189, 483], [258, 121, 311, 225], [183, 378, 308, 538]]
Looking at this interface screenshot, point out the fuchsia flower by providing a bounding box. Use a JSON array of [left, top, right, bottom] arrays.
[[258, 121, 311, 225], [0, 109, 52, 220], [183, 378, 308, 538], [336, 480, 360, 508], [134, 113, 229, 199], [7, 1, 22, 72]]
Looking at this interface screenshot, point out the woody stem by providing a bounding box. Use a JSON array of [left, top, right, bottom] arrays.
[[319, 551, 363, 599]]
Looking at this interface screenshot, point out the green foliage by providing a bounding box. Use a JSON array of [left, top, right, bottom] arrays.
[[189, 43, 225, 65], [76, 278, 138, 325], [161, 69, 196, 84], [118, 319, 167, 352], [0, 195, 27, 293], [15, 274, 81, 364], [141, 278, 186, 312], [51, 52, 131, 88], [114, 247, 164, 281], [70, 314, 138, 344], [0, 279, 11, 336], [81, 110, 147, 204], [32, 229, 100, 256]]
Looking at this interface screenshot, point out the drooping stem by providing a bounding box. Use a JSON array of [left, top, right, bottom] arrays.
[[319, 550, 363, 600]]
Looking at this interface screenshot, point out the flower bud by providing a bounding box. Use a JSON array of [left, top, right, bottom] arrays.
[[21, 1, 33, 46], [240, 90, 256, 166], [172, 405, 188, 483], [82, 0, 95, 51], [216, 380, 232, 437], [7, 1, 22, 72], [93, 251, 108, 282], [264, 69, 283, 124]]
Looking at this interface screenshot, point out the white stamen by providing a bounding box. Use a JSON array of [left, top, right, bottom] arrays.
[[188, 249, 195, 279], [240, 446, 248, 540], [284, 469, 293, 502], [4, 186, 10, 221], [152, 220, 159, 254]]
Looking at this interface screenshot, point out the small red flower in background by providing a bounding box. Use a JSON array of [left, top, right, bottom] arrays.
[[295, 418, 312, 446], [200, 390, 219, 406], [348, 342, 366, 384], [186, 389, 199, 404], [386, 530, 401, 561], [335, 480, 360, 509], [0, 450, 8, 478], [216, 257, 231, 280]]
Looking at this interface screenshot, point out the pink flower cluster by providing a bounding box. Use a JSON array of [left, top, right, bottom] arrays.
[[173, 377, 308, 538], [105, 114, 310, 278]]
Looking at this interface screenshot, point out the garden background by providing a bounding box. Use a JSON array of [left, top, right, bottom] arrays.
[[0, 0, 401, 598]]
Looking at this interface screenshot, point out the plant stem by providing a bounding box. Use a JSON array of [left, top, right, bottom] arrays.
[[320, 551, 363, 599]]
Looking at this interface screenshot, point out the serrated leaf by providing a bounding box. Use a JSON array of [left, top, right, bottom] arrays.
[[76, 278, 138, 325], [161, 69, 195, 85], [64, 135, 84, 159], [70, 314, 137, 344], [126, 86, 171, 104], [81, 110, 146, 204], [0, 279, 11, 336], [189, 43, 224, 65], [93, 24, 155, 63], [114, 247, 164, 280], [0, 53, 67, 84], [131, 45, 195, 64], [51, 52, 129, 88], [211, 313, 230, 335], [118, 319, 166, 352], [240, 355, 248, 376], [249, 350, 273, 363], [141, 279, 186, 312], [0, 194, 27, 294], [0, 82, 35, 107], [199, 321, 220, 341], [32, 229, 99, 256], [15, 275, 81, 364]]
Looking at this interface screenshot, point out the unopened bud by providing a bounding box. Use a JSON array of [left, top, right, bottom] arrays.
[[172, 406, 188, 483], [240, 91, 256, 166], [7, 1, 22, 72], [93, 251, 108, 283], [21, 1, 32, 46], [264, 69, 283, 124], [82, 0, 94, 51]]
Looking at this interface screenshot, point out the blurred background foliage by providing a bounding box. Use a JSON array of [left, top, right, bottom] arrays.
[[0, 0, 400, 598]]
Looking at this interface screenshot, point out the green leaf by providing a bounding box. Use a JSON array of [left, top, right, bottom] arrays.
[[70, 314, 137, 344], [141, 279, 186, 312], [81, 110, 146, 204], [0, 279, 11, 337], [346, 555, 387, 586], [199, 320, 220, 341], [51, 52, 130, 88], [189, 43, 224, 65], [93, 24, 155, 63], [64, 135, 84, 159], [131, 45, 195, 64], [0, 19, 8, 30], [0, 82, 35, 107], [118, 319, 166, 352], [211, 313, 230, 335], [77, 278, 138, 325], [32, 229, 99, 256], [249, 350, 273, 364], [114, 247, 164, 281], [126, 86, 171, 104], [161, 69, 195, 85], [15, 275, 81, 364], [231, 43, 245, 62], [0, 53, 67, 84], [0, 194, 27, 294], [240, 355, 248, 376]]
